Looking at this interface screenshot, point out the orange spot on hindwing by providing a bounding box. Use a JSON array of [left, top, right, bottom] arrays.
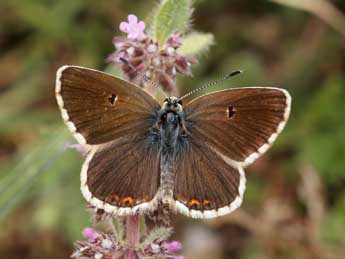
[[107, 194, 120, 204], [189, 199, 201, 209], [113, 194, 120, 202], [182, 198, 213, 210], [107, 194, 152, 207], [203, 199, 212, 209], [122, 196, 134, 206]]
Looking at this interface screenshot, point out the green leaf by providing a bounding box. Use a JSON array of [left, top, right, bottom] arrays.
[[103, 64, 124, 78], [321, 193, 345, 244], [0, 127, 72, 220], [152, 0, 193, 48], [177, 32, 214, 56]]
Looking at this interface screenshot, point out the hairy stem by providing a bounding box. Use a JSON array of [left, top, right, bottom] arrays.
[[125, 215, 140, 259]]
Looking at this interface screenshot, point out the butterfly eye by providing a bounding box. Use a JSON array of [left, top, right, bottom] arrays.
[[108, 93, 117, 105], [227, 106, 236, 119]]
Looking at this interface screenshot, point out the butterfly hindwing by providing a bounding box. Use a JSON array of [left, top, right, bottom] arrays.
[[183, 87, 291, 167], [81, 132, 161, 215], [173, 137, 246, 218], [55, 66, 161, 145]]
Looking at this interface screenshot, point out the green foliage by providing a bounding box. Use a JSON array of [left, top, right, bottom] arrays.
[[151, 0, 193, 47], [299, 76, 345, 185], [321, 194, 345, 244], [177, 32, 214, 56], [0, 128, 71, 220]]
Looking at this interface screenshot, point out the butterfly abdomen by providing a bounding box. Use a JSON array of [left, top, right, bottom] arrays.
[[160, 153, 175, 205]]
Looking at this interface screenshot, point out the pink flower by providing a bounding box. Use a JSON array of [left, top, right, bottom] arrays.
[[65, 143, 87, 154], [167, 32, 183, 48], [119, 14, 146, 40], [82, 227, 99, 242], [165, 241, 182, 252]]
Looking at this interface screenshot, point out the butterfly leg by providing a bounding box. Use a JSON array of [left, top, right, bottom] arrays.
[[176, 111, 190, 138]]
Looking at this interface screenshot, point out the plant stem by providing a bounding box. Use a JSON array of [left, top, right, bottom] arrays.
[[125, 215, 140, 259]]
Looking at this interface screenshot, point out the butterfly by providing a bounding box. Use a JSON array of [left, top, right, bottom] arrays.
[[55, 66, 291, 219]]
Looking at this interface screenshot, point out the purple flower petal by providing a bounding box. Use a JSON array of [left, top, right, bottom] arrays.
[[65, 143, 87, 154], [82, 227, 99, 242], [167, 32, 183, 48], [119, 14, 146, 40], [137, 21, 145, 31], [128, 14, 138, 24], [128, 32, 139, 40], [165, 241, 182, 252], [119, 22, 129, 33]]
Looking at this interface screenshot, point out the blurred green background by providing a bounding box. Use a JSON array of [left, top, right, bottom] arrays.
[[1, 0, 345, 258]]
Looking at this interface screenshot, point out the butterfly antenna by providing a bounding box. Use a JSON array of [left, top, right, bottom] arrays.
[[178, 70, 242, 101], [119, 57, 161, 90]]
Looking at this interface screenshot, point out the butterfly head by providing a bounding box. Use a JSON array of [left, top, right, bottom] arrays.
[[162, 97, 183, 112]]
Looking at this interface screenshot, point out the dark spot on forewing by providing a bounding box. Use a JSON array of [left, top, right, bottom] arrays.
[[227, 106, 236, 119], [108, 94, 117, 105]]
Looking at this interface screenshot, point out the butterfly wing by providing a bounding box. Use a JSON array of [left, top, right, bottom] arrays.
[[55, 66, 161, 145], [81, 132, 161, 215], [173, 138, 246, 218], [183, 87, 291, 167], [56, 66, 162, 214], [173, 87, 291, 218]]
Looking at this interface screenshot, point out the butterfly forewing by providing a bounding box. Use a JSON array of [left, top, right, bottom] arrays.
[[55, 66, 161, 145], [184, 87, 291, 167]]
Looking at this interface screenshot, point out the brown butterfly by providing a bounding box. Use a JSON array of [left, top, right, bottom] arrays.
[[55, 66, 291, 218]]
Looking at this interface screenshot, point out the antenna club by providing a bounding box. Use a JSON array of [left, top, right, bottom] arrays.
[[119, 57, 129, 65], [227, 70, 242, 78]]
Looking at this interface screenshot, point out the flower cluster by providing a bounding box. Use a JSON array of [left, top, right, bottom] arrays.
[[106, 14, 197, 94], [72, 228, 123, 259], [72, 227, 184, 259], [139, 239, 184, 259]]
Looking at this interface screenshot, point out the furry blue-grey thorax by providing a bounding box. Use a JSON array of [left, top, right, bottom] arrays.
[[158, 96, 186, 145], [159, 98, 184, 148]]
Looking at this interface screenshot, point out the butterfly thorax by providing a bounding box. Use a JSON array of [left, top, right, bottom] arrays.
[[159, 97, 185, 150]]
